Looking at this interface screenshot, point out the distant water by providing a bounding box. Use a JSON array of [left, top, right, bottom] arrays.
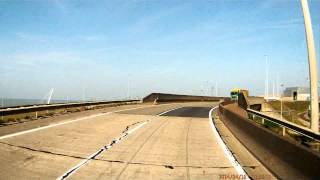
[[0, 98, 80, 108]]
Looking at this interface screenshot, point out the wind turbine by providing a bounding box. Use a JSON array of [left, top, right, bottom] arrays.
[[47, 88, 54, 104]]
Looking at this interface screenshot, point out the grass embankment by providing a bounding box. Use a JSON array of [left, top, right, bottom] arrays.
[[0, 104, 115, 125], [268, 100, 309, 125], [267, 101, 318, 148]]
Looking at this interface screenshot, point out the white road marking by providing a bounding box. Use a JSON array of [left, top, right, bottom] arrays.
[[56, 121, 148, 180], [0, 104, 176, 140], [56, 106, 184, 180], [208, 107, 250, 180]]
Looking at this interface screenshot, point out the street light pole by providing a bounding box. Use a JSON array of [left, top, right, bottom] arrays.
[[127, 74, 131, 100], [281, 84, 284, 120], [265, 55, 269, 100], [301, 0, 319, 133]]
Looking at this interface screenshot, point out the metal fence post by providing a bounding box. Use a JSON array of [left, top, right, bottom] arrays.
[[282, 127, 286, 136]]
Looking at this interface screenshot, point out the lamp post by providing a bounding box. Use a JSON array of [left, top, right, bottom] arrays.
[[265, 55, 269, 100], [281, 84, 284, 120], [127, 74, 131, 100], [301, 0, 319, 133]]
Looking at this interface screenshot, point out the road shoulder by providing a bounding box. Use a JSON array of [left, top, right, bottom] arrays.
[[212, 111, 276, 180]]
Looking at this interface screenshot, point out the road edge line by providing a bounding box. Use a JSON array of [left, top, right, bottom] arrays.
[[209, 107, 250, 180]]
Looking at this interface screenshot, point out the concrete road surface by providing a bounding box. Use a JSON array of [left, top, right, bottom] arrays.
[[0, 102, 246, 180]]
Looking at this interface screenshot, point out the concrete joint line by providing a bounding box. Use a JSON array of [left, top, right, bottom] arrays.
[[0, 141, 87, 160], [93, 158, 236, 169], [57, 106, 183, 180], [56, 120, 148, 180], [209, 107, 250, 180]]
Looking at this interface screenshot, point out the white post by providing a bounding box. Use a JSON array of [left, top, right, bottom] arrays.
[[281, 99, 283, 120], [282, 127, 286, 136], [273, 81, 275, 98], [301, 0, 319, 133], [276, 74, 280, 97]]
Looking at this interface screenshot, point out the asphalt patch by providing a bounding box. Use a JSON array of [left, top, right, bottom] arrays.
[[161, 107, 212, 118]]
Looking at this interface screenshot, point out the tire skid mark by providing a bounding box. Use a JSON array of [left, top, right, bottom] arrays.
[[115, 106, 184, 180], [115, 119, 170, 180]]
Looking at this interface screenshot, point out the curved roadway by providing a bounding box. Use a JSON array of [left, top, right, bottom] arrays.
[[0, 102, 243, 180]]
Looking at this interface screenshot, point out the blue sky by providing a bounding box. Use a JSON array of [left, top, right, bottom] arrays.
[[0, 0, 319, 100]]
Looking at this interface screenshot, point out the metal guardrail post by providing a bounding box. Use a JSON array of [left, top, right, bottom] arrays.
[[282, 127, 286, 136], [262, 118, 265, 125], [247, 108, 320, 141]]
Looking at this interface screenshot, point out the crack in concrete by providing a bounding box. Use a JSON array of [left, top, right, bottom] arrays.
[[0, 141, 87, 160], [93, 157, 242, 169], [0, 120, 148, 180], [57, 120, 148, 180], [0, 140, 258, 171]]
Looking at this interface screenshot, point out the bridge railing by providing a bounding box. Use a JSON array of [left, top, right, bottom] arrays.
[[247, 108, 320, 142], [219, 102, 320, 179]]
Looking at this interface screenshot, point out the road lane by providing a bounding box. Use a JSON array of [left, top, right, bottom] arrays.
[[0, 102, 242, 180], [0, 104, 187, 179], [0, 113, 152, 179], [0, 103, 183, 137], [68, 102, 239, 180]]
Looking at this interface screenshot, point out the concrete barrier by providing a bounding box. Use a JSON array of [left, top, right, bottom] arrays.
[[142, 93, 226, 103], [218, 103, 320, 179], [238, 92, 264, 111]]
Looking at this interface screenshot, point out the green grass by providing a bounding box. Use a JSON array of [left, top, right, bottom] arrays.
[[0, 103, 127, 125], [267, 100, 309, 125], [268, 100, 309, 113], [252, 101, 319, 152], [284, 101, 309, 114]]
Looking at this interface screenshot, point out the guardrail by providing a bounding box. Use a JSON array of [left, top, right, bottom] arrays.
[[247, 108, 320, 142], [0, 100, 140, 116], [219, 102, 320, 179]]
